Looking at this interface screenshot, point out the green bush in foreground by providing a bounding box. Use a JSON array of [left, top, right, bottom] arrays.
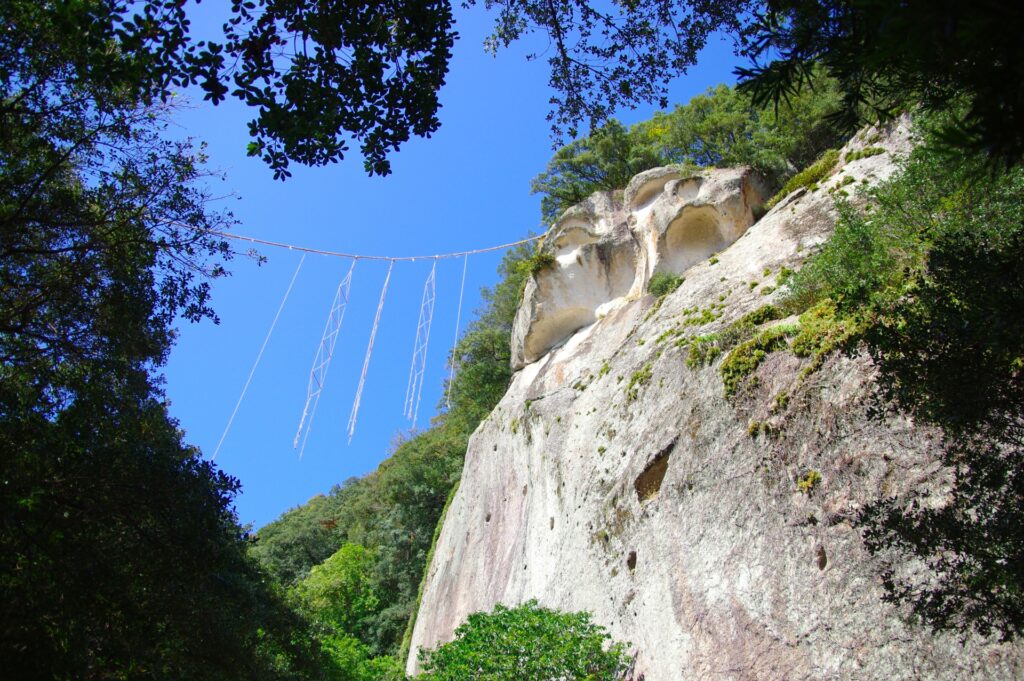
[[418, 601, 630, 680]]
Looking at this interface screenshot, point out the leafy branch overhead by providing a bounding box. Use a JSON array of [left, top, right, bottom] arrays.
[[471, 0, 752, 139], [29, 2, 1023, 179]]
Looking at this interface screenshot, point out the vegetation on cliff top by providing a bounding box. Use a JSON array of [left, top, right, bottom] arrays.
[[532, 78, 845, 224]]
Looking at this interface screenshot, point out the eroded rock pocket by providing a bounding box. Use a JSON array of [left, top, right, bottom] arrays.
[[634, 438, 676, 502]]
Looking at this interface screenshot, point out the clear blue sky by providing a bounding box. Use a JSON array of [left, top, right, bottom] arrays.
[[161, 4, 744, 530]]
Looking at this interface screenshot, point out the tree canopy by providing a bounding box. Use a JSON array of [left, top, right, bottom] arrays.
[[10, 1, 1020, 179], [737, 1, 1024, 166], [531, 78, 843, 224], [1, 2, 333, 677]]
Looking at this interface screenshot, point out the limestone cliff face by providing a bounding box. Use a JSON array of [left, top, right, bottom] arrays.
[[407, 121, 1024, 679]]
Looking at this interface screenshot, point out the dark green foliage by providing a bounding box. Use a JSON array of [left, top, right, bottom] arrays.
[[648, 272, 684, 297], [0, 374, 328, 680], [531, 120, 664, 224], [0, 0, 452, 178], [222, 0, 455, 178], [786, 122, 1024, 639], [251, 485, 363, 586], [634, 79, 844, 186], [858, 158, 1024, 640], [418, 601, 631, 680], [785, 199, 924, 314], [0, 4, 332, 676], [532, 79, 845, 223], [737, 1, 1024, 167]]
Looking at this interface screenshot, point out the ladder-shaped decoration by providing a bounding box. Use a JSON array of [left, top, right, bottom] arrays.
[[293, 260, 355, 457], [404, 261, 437, 430]]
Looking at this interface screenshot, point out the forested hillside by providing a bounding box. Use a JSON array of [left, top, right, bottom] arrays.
[[4, 1, 1022, 679]]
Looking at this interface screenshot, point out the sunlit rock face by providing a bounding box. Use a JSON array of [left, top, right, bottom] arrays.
[[510, 166, 768, 370], [407, 119, 1024, 679]]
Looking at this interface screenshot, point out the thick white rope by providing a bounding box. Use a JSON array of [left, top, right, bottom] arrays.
[[213, 253, 305, 460], [164, 219, 542, 261], [294, 259, 356, 457], [446, 254, 469, 409], [404, 261, 437, 429], [347, 259, 395, 443]]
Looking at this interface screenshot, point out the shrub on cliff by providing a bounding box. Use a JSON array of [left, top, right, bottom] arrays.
[[417, 601, 631, 680]]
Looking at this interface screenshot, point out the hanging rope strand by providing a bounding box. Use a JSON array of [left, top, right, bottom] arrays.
[[347, 259, 395, 443], [404, 261, 437, 429], [294, 259, 356, 457], [446, 253, 469, 409], [213, 253, 305, 460]]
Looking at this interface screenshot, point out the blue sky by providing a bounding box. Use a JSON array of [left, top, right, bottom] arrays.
[[161, 4, 744, 530]]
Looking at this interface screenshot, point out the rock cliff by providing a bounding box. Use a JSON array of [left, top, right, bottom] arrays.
[[407, 121, 1024, 679]]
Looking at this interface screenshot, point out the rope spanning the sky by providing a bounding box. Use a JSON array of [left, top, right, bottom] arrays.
[[184, 224, 543, 261], [194, 221, 539, 457]]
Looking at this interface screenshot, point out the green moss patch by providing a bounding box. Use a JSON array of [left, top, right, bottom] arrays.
[[765, 149, 841, 210], [720, 322, 799, 396], [648, 271, 684, 297], [625, 363, 653, 402]]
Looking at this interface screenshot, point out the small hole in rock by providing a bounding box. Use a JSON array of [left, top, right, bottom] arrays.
[[635, 438, 676, 502], [485, 512, 491, 523], [549, 517, 554, 530], [816, 546, 827, 570], [627, 550, 637, 572]]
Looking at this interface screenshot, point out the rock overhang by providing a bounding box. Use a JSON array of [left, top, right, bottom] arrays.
[[511, 166, 768, 370]]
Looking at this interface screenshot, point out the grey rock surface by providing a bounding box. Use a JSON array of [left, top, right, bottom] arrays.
[[408, 120, 1024, 679], [511, 166, 767, 370]]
